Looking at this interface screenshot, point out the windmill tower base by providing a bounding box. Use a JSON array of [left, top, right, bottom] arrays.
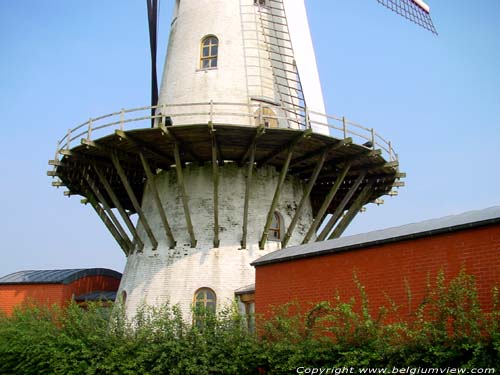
[[117, 163, 314, 320]]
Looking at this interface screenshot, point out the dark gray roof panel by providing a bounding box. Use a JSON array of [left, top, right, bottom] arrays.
[[252, 206, 500, 267], [0, 268, 122, 285], [74, 291, 117, 302], [235, 284, 255, 295]]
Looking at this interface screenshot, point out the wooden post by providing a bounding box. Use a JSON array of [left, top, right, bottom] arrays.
[[342, 116, 347, 139], [209, 123, 220, 248], [66, 129, 71, 150], [241, 141, 256, 249], [316, 171, 367, 241], [87, 118, 93, 140], [86, 191, 129, 255], [173, 142, 197, 248], [281, 147, 328, 248], [329, 181, 374, 239], [83, 171, 133, 253], [258, 134, 303, 249], [111, 151, 158, 250], [120, 108, 125, 131], [139, 152, 176, 248], [92, 163, 145, 252], [302, 163, 352, 244]]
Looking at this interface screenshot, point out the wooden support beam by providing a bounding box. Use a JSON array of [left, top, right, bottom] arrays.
[[258, 129, 312, 166], [111, 151, 158, 250], [115, 129, 174, 165], [163, 128, 203, 165], [281, 147, 329, 248], [259, 131, 307, 249], [329, 181, 374, 240], [289, 138, 352, 168], [241, 140, 257, 249], [86, 191, 129, 255], [173, 142, 197, 248], [316, 171, 367, 241], [240, 125, 265, 165], [209, 122, 224, 166], [209, 123, 220, 248], [83, 171, 133, 253], [92, 163, 145, 252], [302, 163, 352, 244], [139, 152, 176, 248]]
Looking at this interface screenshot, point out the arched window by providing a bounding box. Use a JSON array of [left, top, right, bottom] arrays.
[[200, 36, 218, 69], [255, 107, 278, 128], [193, 287, 216, 328], [120, 290, 127, 305], [193, 287, 216, 312], [269, 211, 283, 241]]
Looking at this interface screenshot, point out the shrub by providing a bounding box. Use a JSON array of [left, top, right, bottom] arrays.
[[0, 271, 498, 373]]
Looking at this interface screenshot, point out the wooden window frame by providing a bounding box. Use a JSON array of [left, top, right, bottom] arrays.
[[269, 211, 282, 241], [200, 35, 219, 70]]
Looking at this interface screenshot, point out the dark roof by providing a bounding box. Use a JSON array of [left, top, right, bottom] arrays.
[[0, 268, 122, 285], [252, 206, 500, 267], [235, 284, 255, 295], [74, 291, 117, 302]]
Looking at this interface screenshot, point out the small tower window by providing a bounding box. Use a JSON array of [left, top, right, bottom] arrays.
[[269, 211, 283, 241], [200, 36, 218, 69]]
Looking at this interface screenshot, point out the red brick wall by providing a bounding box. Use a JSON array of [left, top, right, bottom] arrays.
[[0, 275, 120, 316], [255, 225, 500, 320]]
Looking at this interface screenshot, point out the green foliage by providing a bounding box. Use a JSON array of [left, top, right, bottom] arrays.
[[0, 271, 498, 374]]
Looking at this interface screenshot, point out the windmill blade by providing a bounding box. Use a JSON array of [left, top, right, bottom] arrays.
[[146, 0, 159, 127], [376, 0, 437, 34]]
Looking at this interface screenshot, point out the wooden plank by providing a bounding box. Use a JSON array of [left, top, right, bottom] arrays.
[[316, 171, 367, 241], [289, 138, 352, 168], [241, 141, 256, 249], [92, 163, 145, 252], [139, 152, 176, 248], [173, 142, 197, 248], [83, 171, 133, 253], [86, 191, 129, 255], [259, 131, 308, 249], [115, 129, 174, 165], [329, 181, 374, 240], [111, 151, 158, 250], [209, 123, 220, 248], [302, 163, 352, 244], [281, 147, 328, 248], [258, 129, 312, 166]]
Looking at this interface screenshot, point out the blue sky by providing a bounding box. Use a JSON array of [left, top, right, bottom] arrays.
[[0, 0, 499, 277]]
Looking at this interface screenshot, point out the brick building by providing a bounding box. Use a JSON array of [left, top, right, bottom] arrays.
[[252, 207, 500, 319], [0, 268, 122, 315]]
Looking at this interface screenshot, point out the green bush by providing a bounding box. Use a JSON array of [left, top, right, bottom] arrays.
[[0, 271, 498, 374]]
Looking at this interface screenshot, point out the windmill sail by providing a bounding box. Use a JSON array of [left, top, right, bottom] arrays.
[[376, 0, 437, 34]]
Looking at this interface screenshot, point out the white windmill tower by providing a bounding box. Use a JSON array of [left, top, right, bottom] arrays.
[[49, 0, 436, 320]]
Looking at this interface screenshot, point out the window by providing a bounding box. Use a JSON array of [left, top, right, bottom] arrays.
[[255, 107, 278, 128], [254, 0, 266, 6], [200, 36, 218, 69], [269, 211, 283, 241], [193, 287, 216, 327], [120, 290, 127, 305]]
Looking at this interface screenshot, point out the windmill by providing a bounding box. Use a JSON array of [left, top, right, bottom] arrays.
[[48, 0, 436, 320]]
